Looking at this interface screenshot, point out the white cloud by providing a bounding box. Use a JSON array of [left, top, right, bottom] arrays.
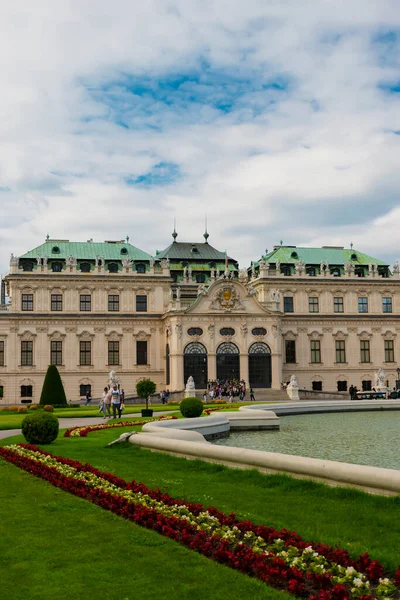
[[0, 0, 400, 273]]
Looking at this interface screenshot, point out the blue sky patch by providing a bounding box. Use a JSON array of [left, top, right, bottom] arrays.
[[125, 162, 181, 187]]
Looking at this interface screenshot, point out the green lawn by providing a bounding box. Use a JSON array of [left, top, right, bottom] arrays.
[[1, 425, 400, 599], [0, 402, 242, 429]]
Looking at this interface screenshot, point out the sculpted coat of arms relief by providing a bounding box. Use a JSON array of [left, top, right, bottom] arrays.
[[210, 285, 245, 312]]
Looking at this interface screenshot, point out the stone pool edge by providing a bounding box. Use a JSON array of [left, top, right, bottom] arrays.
[[126, 401, 400, 496]]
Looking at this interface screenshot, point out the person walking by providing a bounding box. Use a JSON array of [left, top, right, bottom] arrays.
[[84, 389, 92, 406], [349, 384, 354, 400], [102, 386, 111, 418], [111, 384, 122, 419], [250, 387, 255, 401]]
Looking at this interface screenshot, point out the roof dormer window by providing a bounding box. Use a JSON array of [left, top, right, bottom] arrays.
[[52, 246, 60, 254], [120, 247, 128, 255], [291, 251, 298, 258]]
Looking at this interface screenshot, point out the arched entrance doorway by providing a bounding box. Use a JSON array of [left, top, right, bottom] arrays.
[[248, 342, 271, 388], [184, 342, 208, 388], [216, 342, 240, 381]]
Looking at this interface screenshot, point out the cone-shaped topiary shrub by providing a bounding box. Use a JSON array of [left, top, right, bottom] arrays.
[[39, 365, 67, 407], [21, 412, 59, 444], [180, 397, 204, 418]]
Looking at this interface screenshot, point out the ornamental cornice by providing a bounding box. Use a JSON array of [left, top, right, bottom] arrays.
[[307, 330, 323, 340], [133, 329, 150, 341], [76, 330, 95, 340], [382, 329, 397, 339], [282, 329, 298, 339], [105, 330, 123, 341], [48, 330, 66, 340], [357, 330, 372, 339], [332, 329, 348, 339], [18, 330, 37, 340], [36, 327, 48, 333]]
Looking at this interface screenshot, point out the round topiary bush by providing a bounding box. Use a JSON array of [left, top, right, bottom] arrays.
[[18, 406, 27, 413], [29, 404, 39, 410], [43, 405, 54, 412], [21, 412, 59, 444], [179, 397, 204, 418]]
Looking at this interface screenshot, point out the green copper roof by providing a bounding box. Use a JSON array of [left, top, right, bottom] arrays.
[[156, 241, 236, 263], [20, 240, 152, 261], [257, 246, 387, 267]]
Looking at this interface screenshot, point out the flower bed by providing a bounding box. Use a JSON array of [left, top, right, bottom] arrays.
[[204, 404, 241, 415], [1, 443, 399, 600], [64, 415, 178, 437]]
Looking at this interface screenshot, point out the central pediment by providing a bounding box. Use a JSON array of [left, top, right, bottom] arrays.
[[183, 279, 271, 315]]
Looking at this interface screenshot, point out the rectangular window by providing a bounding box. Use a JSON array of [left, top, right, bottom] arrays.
[[285, 340, 296, 363], [310, 340, 321, 363], [108, 341, 120, 366], [137, 340, 148, 365], [79, 341, 91, 366], [0, 386, 3, 397], [362, 380, 371, 391], [50, 341, 62, 366], [358, 297, 368, 313], [21, 293, 33, 311], [333, 297, 344, 313], [382, 297, 392, 313], [312, 381, 322, 391], [308, 297, 319, 313], [283, 297, 293, 313], [384, 339, 394, 362], [136, 295, 147, 312], [51, 294, 63, 311], [79, 384, 91, 397], [21, 341, 33, 366], [0, 340, 4, 366], [337, 381, 347, 392], [21, 385, 33, 397], [335, 340, 346, 363], [360, 340, 370, 363], [108, 295, 119, 312], [80, 295, 91, 311]]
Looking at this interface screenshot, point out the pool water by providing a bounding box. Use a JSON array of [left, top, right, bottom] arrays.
[[213, 411, 400, 469]]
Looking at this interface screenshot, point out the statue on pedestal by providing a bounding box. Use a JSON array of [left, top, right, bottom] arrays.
[[184, 375, 196, 398]]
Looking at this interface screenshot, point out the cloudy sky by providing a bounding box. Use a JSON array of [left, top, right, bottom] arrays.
[[0, 0, 400, 274]]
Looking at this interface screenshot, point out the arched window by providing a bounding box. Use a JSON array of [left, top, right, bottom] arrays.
[[136, 263, 146, 274], [108, 263, 118, 273], [52, 246, 60, 254], [331, 268, 340, 277], [22, 262, 34, 272], [249, 342, 271, 388], [249, 342, 271, 354], [184, 342, 207, 354], [183, 342, 207, 387], [307, 267, 316, 276], [120, 247, 128, 255], [196, 273, 206, 283], [217, 342, 239, 354]]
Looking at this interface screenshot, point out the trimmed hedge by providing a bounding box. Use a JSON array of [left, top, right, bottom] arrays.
[[39, 365, 67, 407], [179, 397, 204, 418], [21, 412, 59, 444]]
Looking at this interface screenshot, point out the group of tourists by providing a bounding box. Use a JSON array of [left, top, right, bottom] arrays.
[[159, 389, 171, 404], [100, 384, 125, 419], [204, 379, 255, 402]]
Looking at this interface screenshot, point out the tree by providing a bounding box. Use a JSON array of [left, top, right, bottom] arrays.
[[39, 364, 68, 406], [136, 378, 156, 410]]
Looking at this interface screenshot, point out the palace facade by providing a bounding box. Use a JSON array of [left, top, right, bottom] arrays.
[[0, 234, 399, 404]]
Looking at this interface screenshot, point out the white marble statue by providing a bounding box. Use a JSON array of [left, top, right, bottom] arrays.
[[149, 257, 155, 268], [286, 374, 299, 401], [122, 258, 133, 269], [176, 287, 181, 300], [108, 369, 120, 387], [184, 375, 196, 398], [275, 259, 280, 273], [36, 255, 42, 266], [238, 268, 248, 283], [374, 367, 385, 389], [10, 253, 19, 266], [210, 267, 215, 280], [269, 289, 281, 303], [393, 261, 399, 275]]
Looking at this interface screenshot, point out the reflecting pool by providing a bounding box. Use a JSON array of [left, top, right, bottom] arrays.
[[213, 411, 400, 469]]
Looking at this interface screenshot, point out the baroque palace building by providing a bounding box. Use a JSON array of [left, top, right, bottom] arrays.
[[0, 232, 399, 404]]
